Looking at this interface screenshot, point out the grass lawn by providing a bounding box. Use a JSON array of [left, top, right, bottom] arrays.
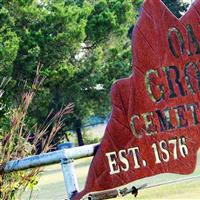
[[21, 155, 200, 200]]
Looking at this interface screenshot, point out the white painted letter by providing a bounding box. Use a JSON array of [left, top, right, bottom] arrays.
[[118, 150, 129, 172], [106, 152, 120, 175]]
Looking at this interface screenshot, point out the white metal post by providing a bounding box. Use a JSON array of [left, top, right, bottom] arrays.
[[58, 143, 79, 200], [61, 158, 79, 199]]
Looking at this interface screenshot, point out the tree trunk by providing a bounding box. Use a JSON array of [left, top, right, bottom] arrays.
[[75, 119, 84, 146]]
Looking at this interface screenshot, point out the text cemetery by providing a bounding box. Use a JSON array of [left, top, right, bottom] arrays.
[[106, 23, 199, 175]]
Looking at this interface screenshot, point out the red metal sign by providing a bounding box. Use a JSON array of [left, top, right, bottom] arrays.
[[74, 0, 200, 199]]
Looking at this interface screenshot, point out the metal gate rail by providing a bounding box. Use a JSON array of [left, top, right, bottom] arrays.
[[2, 143, 200, 200], [2, 143, 99, 200]]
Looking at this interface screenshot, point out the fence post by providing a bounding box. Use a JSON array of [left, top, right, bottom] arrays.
[[58, 142, 79, 200]]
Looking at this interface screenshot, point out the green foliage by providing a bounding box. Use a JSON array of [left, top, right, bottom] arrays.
[[0, 7, 19, 77], [11, 0, 90, 80], [0, 0, 139, 133], [163, 0, 189, 18], [0, 0, 189, 143], [69, 129, 101, 146], [82, 130, 100, 145]]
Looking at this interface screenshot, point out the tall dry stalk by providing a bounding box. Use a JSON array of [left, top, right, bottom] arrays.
[[0, 65, 73, 200]]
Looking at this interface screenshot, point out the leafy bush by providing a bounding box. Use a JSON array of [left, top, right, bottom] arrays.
[[82, 130, 101, 145]]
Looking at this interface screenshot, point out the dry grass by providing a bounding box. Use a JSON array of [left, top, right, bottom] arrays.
[[0, 65, 73, 200]]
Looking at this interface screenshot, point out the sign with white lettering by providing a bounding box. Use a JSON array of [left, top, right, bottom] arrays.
[[73, 0, 200, 199]]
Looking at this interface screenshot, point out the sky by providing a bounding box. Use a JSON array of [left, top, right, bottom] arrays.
[[183, 0, 192, 4]]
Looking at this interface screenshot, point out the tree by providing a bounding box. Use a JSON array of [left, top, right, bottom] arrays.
[[163, 0, 189, 18], [0, 6, 19, 78], [1, 0, 92, 145], [0, 0, 141, 146], [0, 0, 189, 147]]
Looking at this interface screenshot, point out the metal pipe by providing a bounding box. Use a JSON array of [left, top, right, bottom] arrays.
[[61, 159, 79, 199], [3, 143, 99, 173], [58, 143, 80, 200]]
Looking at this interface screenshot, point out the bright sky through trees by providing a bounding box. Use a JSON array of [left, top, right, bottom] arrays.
[[183, 0, 192, 4]]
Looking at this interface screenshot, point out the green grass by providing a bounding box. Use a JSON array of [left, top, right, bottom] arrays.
[[21, 156, 200, 200]]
